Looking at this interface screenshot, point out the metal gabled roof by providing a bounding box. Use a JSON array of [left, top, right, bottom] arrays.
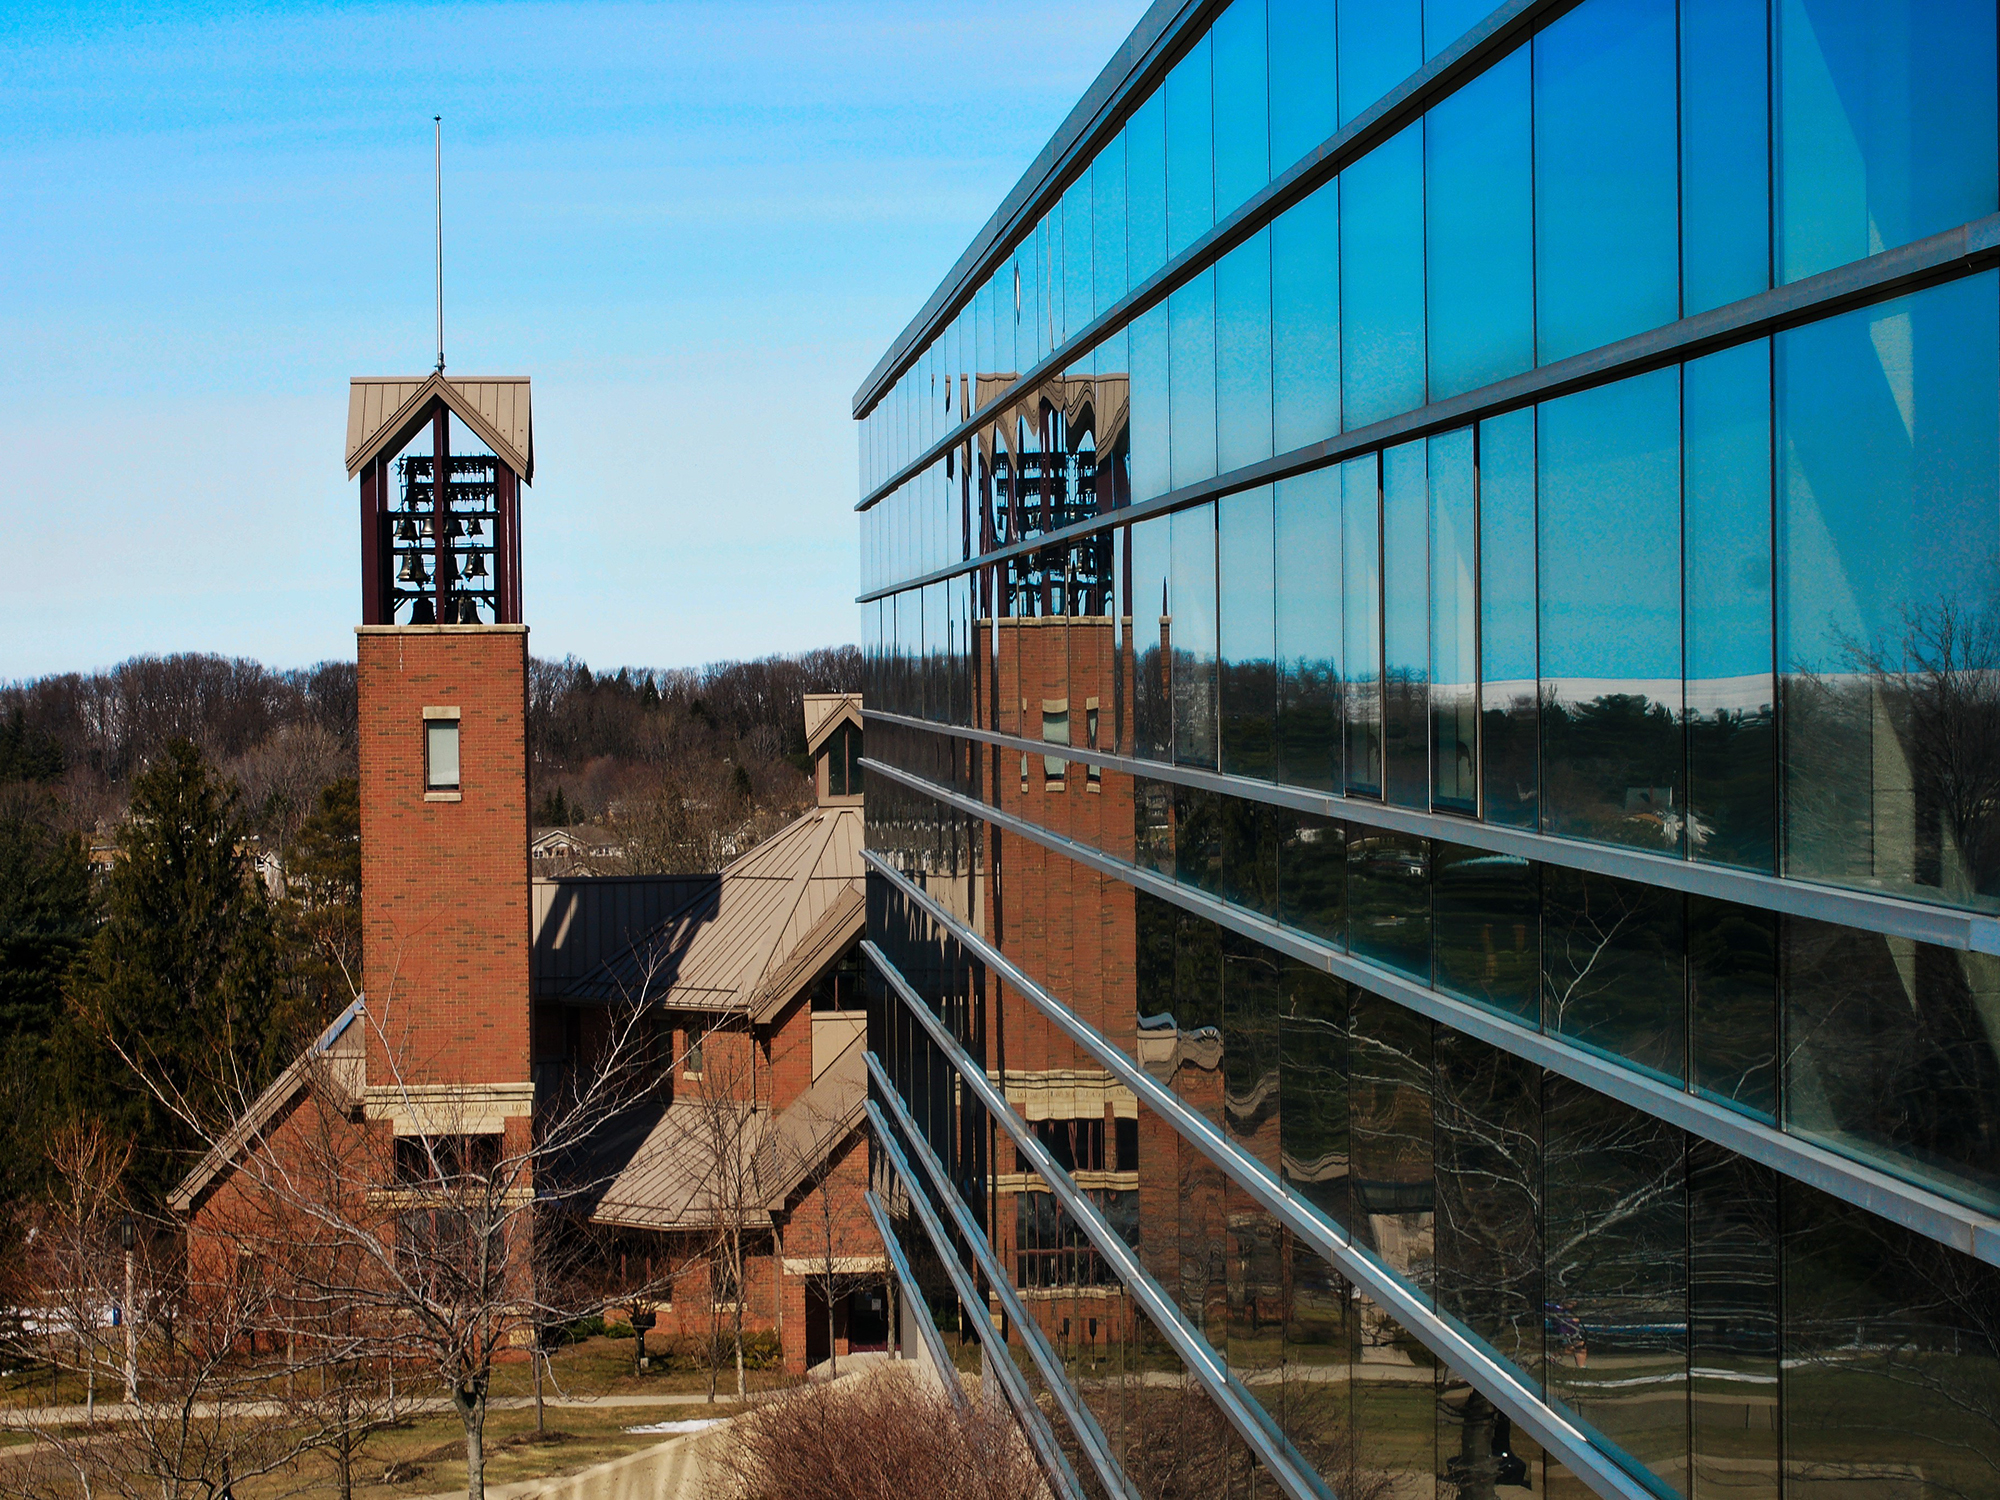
[[345, 372, 533, 481], [562, 803, 864, 1014]]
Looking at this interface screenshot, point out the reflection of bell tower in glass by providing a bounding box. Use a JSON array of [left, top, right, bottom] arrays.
[[342, 372, 535, 1130]]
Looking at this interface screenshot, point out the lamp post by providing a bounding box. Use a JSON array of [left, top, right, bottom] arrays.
[[119, 1214, 136, 1404]]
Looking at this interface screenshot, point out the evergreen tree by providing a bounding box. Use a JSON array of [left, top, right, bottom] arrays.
[[62, 740, 281, 1208], [277, 776, 362, 1029]]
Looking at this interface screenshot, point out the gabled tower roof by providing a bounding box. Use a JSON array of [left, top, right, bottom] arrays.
[[346, 372, 533, 480]]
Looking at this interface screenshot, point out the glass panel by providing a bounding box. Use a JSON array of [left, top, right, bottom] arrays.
[[1339, 0, 1422, 128], [1348, 988, 1434, 1294], [1542, 866, 1686, 1083], [1218, 484, 1276, 780], [1062, 173, 1093, 344], [1687, 1144, 1779, 1500], [1433, 1027, 1543, 1379], [1354, 1292, 1440, 1497], [1273, 180, 1342, 451], [1342, 454, 1384, 796], [1783, 916, 2000, 1213], [1680, 0, 1771, 315], [1275, 467, 1341, 792], [1544, 1079, 1689, 1498], [1129, 514, 1174, 761], [1439, 1367, 1547, 1496], [1282, 1241, 1357, 1488], [1279, 811, 1347, 948], [1170, 501, 1219, 769], [1426, 49, 1534, 400], [1268, 0, 1339, 170], [1429, 428, 1477, 814], [1169, 269, 1217, 489], [1687, 896, 1776, 1123], [1534, 0, 1680, 363], [1127, 91, 1169, 288], [1094, 129, 1129, 318], [1480, 408, 1538, 830], [1383, 439, 1430, 807], [1349, 829, 1431, 980], [1128, 304, 1171, 504], [1424, 0, 1490, 58], [1342, 123, 1427, 428], [1685, 339, 1775, 872], [1433, 844, 1540, 1024], [1279, 959, 1351, 1228], [1215, 229, 1274, 473], [1211, 0, 1270, 220], [1775, 0, 1998, 285], [1539, 365, 1684, 852], [1777, 272, 2000, 913], [1220, 795, 1279, 917], [1782, 1180, 2000, 1499], [1166, 34, 1215, 260]]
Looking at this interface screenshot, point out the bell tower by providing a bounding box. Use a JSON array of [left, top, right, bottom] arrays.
[[344, 375, 535, 1145]]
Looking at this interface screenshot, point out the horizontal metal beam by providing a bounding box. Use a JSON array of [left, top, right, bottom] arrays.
[[864, 1105, 1088, 1500], [862, 858, 1666, 1500], [862, 1188, 969, 1415], [866, 1085, 1140, 1500], [861, 709, 2000, 957], [858, 759, 2000, 1269], [865, 942, 1335, 1500]]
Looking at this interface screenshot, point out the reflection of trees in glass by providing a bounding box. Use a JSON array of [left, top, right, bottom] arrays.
[[1540, 692, 1684, 852], [1784, 1183, 2000, 1500], [1540, 868, 1685, 1083], [1786, 592, 2000, 911], [1348, 994, 1434, 1294], [1782, 916, 2000, 1213]]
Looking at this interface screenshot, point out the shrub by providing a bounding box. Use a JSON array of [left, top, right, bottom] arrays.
[[662, 1329, 782, 1372], [701, 1365, 1041, 1500]]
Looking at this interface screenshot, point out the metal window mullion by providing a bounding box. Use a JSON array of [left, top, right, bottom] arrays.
[[864, 852, 1661, 1500], [859, 763, 2000, 1266], [862, 708, 2000, 955], [866, 1106, 1090, 1500], [866, 1089, 1140, 1500], [863, 1188, 970, 1415], [863, 942, 1336, 1500]]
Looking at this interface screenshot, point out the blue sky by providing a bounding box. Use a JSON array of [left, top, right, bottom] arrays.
[[0, 0, 1149, 678]]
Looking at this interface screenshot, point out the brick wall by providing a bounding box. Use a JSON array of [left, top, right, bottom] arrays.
[[357, 625, 531, 1087]]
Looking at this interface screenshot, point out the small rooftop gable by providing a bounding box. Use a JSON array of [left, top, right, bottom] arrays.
[[346, 373, 533, 481]]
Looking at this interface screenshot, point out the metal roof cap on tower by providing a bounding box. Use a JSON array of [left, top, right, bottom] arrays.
[[346, 372, 533, 481]]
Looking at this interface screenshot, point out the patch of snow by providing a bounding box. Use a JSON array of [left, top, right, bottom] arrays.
[[624, 1417, 727, 1435]]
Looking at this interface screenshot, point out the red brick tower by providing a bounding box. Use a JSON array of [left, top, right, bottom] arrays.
[[344, 374, 535, 1152]]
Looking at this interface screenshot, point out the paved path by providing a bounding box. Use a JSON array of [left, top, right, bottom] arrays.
[[1, 1389, 744, 1430]]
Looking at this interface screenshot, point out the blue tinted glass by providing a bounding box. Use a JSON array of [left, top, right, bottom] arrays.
[[1062, 176, 1092, 343], [1480, 410, 1539, 829], [1535, 0, 1680, 362], [1339, 0, 1421, 128], [1212, 0, 1270, 220], [1268, 0, 1339, 169], [1539, 365, 1684, 851], [1216, 229, 1274, 472], [1426, 49, 1533, 401], [1778, 271, 2000, 911], [1093, 131, 1129, 317], [1169, 269, 1218, 488], [1130, 515, 1173, 760], [1127, 92, 1169, 286], [1686, 338, 1775, 872], [1341, 124, 1426, 428], [1382, 439, 1429, 806], [1016, 235, 1043, 370], [1166, 36, 1215, 259], [1220, 484, 1277, 779], [1343, 455, 1383, 795], [1275, 467, 1342, 791], [1777, 0, 1998, 284], [1424, 0, 1491, 57], [1172, 501, 1220, 768], [1430, 427, 1477, 813], [1273, 180, 1341, 450], [1128, 304, 1171, 504], [1681, 0, 1771, 315]]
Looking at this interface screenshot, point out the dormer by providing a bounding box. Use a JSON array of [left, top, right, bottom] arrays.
[[803, 693, 863, 807]]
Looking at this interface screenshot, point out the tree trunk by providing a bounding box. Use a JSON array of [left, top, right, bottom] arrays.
[[456, 1387, 487, 1500], [827, 1289, 839, 1378], [533, 1346, 544, 1435], [337, 1389, 354, 1500], [733, 1281, 746, 1402]]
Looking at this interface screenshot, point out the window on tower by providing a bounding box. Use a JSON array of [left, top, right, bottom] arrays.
[[425, 712, 461, 792]]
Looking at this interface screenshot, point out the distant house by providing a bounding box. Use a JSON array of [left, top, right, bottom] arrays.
[[530, 824, 625, 877]]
